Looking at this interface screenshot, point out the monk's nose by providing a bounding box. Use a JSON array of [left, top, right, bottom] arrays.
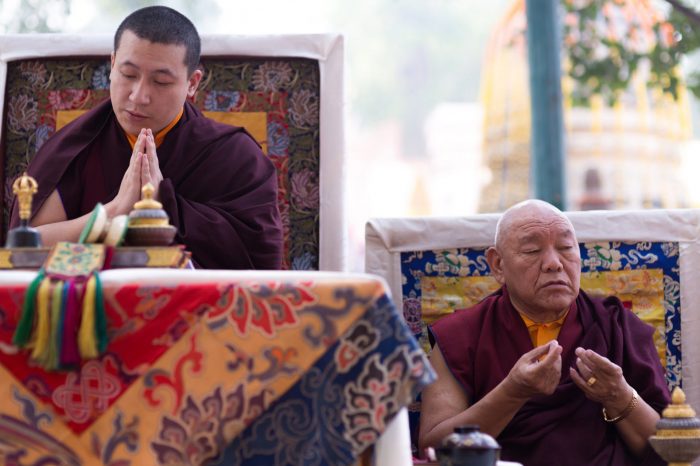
[[129, 80, 150, 105], [542, 248, 563, 272]]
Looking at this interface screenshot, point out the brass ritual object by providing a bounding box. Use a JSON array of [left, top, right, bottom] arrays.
[[5, 173, 42, 248], [125, 183, 177, 246], [649, 387, 700, 465]]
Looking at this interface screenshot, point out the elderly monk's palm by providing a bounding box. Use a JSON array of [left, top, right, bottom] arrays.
[[507, 341, 563, 398]]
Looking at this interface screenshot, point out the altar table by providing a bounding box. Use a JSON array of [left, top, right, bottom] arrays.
[[0, 269, 434, 465]]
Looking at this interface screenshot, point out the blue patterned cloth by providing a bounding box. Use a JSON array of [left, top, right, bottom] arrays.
[[400, 241, 681, 456], [213, 294, 436, 466], [400, 241, 680, 388]]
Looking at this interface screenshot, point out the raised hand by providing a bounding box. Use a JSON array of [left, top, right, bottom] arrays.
[[505, 340, 563, 399], [141, 128, 163, 200], [107, 129, 148, 216], [569, 347, 633, 414]]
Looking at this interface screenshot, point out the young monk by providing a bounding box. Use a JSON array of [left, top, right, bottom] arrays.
[[11, 6, 283, 270]]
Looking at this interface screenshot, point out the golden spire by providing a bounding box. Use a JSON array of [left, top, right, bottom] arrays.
[[133, 183, 162, 210], [662, 387, 697, 419], [12, 173, 38, 221]]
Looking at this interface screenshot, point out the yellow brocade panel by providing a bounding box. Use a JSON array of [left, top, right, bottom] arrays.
[[56, 110, 88, 131], [55, 110, 268, 155], [420, 270, 666, 368], [203, 111, 268, 155], [420, 276, 500, 325], [581, 269, 666, 368]]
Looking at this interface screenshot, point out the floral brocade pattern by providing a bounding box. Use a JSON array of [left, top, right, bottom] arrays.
[[400, 241, 681, 456], [213, 294, 435, 466], [44, 242, 105, 276], [401, 241, 682, 389], [0, 278, 432, 465], [3, 57, 321, 270]]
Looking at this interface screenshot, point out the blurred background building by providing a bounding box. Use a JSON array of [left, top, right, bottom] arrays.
[[479, 0, 693, 212]]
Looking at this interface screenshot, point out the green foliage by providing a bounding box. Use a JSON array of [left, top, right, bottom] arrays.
[[563, 0, 700, 106], [665, 4, 700, 98]]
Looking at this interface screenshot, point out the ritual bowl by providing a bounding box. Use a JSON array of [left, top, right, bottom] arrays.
[[128, 208, 170, 227], [125, 225, 177, 246], [648, 436, 700, 463], [436, 425, 500, 466], [649, 388, 700, 464]]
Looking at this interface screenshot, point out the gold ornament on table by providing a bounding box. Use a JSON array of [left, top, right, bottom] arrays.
[[125, 183, 177, 246], [14, 173, 37, 220], [5, 173, 42, 248], [649, 387, 700, 465]]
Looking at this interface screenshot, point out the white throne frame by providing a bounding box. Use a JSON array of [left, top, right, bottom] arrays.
[[0, 33, 346, 271]]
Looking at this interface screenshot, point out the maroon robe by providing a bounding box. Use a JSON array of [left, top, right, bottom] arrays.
[[10, 99, 283, 270], [430, 287, 670, 466]]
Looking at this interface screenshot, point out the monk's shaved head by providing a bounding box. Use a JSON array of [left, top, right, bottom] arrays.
[[494, 199, 576, 251], [115, 6, 201, 75]]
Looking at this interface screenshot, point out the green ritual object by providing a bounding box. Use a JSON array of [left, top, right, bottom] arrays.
[[78, 203, 129, 247]]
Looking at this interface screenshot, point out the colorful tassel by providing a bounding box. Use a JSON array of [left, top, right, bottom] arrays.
[[93, 272, 108, 353], [30, 278, 52, 361], [45, 281, 64, 370], [59, 278, 80, 368], [12, 268, 45, 348], [78, 274, 98, 359], [18, 242, 110, 371], [56, 280, 69, 368]]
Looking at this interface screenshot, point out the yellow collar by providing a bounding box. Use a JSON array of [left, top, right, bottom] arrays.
[[519, 309, 569, 347]]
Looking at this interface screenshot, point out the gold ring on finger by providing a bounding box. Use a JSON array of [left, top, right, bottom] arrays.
[[586, 376, 597, 387]]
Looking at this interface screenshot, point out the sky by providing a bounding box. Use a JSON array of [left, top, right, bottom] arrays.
[[45, 0, 333, 34]]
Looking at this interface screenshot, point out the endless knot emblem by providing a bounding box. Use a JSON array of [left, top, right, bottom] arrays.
[[52, 360, 121, 424]]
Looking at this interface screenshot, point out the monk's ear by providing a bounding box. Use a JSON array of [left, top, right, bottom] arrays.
[[187, 69, 203, 98], [110, 52, 115, 69], [486, 246, 505, 285]]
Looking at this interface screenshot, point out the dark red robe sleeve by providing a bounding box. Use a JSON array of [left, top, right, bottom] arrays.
[[156, 119, 283, 270]]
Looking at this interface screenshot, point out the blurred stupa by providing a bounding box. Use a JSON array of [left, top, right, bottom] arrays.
[[479, 0, 692, 212]]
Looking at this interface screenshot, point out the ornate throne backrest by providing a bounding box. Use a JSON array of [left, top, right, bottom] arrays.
[[0, 34, 345, 270], [366, 209, 700, 450]]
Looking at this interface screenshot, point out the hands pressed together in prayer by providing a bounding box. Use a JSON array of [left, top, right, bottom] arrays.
[[107, 128, 163, 216]]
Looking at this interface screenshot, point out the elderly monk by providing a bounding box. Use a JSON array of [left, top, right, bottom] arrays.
[[9, 6, 283, 270], [419, 200, 669, 465]]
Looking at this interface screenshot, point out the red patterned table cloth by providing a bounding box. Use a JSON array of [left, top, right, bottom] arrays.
[[0, 269, 435, 465]]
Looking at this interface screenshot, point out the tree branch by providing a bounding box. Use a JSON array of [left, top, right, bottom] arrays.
[[665, 0, 700, 26]]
